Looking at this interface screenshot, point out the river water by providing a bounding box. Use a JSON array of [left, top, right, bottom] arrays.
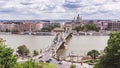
[[0, 35, 109, 56]]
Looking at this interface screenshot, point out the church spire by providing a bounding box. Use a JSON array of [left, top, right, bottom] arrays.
[[76, 14, 83, 24], [73, 16, 76, 22], [77, 14, 80, 22]]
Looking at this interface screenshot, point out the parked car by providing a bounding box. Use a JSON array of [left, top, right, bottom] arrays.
[[39, 60, 44, 62], [39, 56, 43, 59], [58, 60, 62, 65], [46, 58, 52, 63]]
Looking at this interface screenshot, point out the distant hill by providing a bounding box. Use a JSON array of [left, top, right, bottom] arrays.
[[0, 19, 73, 23]]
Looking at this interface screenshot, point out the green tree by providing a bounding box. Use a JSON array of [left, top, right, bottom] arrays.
[[87, 49, 100, 60], [74, 26, 82, 32], [0, 40, 17, 68], [41, 27, 50, 32], [17, 45, 29, 57], [48, 24, 60, 31], [41, 24, 60, 32], [94, 32, 120, 68], [0, 38, 39, 68], [70, 64, 76, 68], [33, 50, 39, 57], [83, 24, 99, 32]]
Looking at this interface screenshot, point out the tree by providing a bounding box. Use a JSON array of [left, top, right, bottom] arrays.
[[70, 64, 76, 68], [83, 24, 99, 32], [33, 50, 39, 57], [94, 32, 120, 68], [17, 45, 29, 57], [41, 24, 60, 32], [74, 24, 99, 32], [74, 26, 82, 32], [0, 38, 39, 68], [87, 49, 100, 60], [0, 40, 17, 68], [48, 24, 60, 31], [41, 27, 50, 32]]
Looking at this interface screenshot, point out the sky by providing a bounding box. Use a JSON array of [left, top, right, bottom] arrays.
[[0, 0, 120, 20]]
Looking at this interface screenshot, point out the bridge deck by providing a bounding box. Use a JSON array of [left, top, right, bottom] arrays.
[[33, 32, 72, 61]]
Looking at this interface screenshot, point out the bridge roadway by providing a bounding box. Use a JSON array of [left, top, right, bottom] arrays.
[[33, 32, 72, 61]]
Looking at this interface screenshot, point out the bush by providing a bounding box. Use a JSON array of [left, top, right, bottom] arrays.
[[33, 50, 39, 57], [17, 45, 29, 57], [70, 64, 76, 68], [84, 59, 99, 65], [14, 59, 39, 68]]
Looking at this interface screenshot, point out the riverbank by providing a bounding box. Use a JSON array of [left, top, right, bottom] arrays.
[[0, 32, 54, 36], [0, 31, 111, 36], [73, 31, 111, 36]]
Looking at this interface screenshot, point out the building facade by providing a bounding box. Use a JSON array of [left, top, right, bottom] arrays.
[[108, 21, 120, 31]]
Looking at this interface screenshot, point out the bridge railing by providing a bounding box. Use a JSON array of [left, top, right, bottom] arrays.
[[42, 32, 72, 56]]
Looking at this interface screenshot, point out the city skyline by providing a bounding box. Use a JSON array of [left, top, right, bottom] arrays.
[[0, 0, 120, 20]]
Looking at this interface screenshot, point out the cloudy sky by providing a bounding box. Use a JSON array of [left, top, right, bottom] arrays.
[[0, 0, 120, 20]]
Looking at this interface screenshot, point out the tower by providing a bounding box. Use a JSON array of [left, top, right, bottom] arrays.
[[77, 14, 80, 22], [73, 16, 76, 22], [76, 14, 82, 24], [80, 16, 82, 23]]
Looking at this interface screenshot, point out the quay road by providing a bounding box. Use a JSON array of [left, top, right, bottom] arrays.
[[51, 58, 93, 68], [18, 54, 93, 68], [34, 48, 93, 68]]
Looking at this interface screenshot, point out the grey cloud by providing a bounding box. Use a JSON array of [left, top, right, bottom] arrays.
[[0, 0, 11, 1], [88, 2, 106, 6], [63, 3, 81, 8], [112, 0, 120, 2], [44, 5, 55, 10], [20, 2, 33, 5], [0, 8, 17, 13], [65, 0, 82, 3], [81, 11, 98, 16], [98, 10, 109, 13]]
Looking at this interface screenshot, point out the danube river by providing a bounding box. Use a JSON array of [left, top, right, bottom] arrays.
[[0, 34, 109, 56]]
